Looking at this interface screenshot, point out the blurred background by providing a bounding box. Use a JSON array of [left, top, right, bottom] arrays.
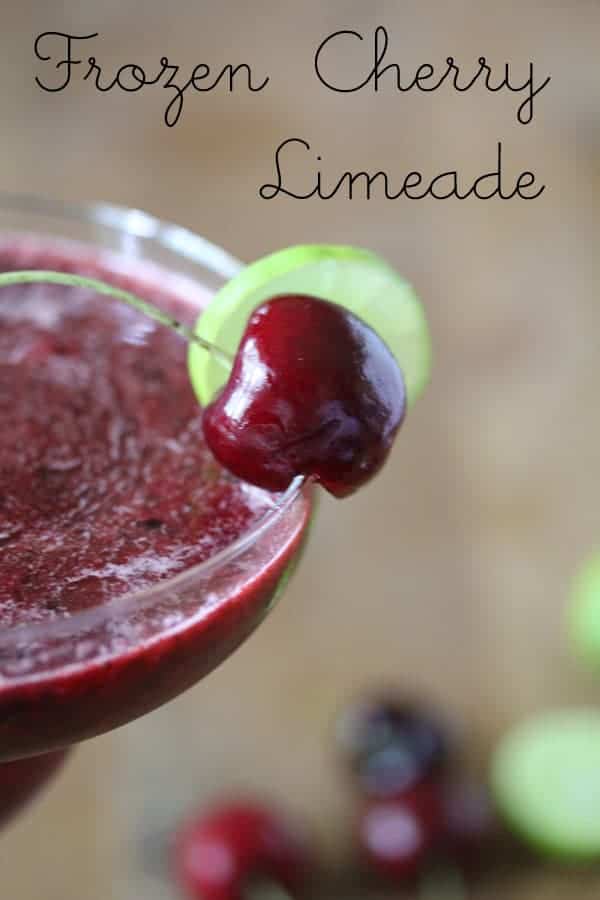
[[1, 0, 599, 897]]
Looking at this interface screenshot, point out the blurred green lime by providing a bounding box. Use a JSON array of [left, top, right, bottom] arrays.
[[491, 709, 600, 860], [568, 552, 600, 673]]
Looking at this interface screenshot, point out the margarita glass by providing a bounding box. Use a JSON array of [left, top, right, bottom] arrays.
[[0, 750, 69, 830], [0, 193, 313, 777]]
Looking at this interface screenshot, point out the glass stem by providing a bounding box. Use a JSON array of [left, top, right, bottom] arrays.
[[0, 270, 233, 369]]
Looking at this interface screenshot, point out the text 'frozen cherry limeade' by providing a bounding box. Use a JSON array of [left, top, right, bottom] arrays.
[[0, 235, 311, 762]]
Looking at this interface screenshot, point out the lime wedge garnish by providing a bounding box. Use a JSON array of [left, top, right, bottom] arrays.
[[491, 709, 600, 860], [188, 245, 430, 408], [568, 552, 600, 673]]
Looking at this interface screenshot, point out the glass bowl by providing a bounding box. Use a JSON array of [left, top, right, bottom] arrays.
[[0, 192, 313, 762]]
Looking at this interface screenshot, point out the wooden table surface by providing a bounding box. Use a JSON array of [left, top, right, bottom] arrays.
[[1, 1, 599, 897]]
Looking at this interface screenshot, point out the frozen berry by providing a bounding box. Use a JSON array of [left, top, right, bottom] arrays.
[[336, 696, 451, 798], [202, 295, 406, 498], [174, 801, 311, 900]]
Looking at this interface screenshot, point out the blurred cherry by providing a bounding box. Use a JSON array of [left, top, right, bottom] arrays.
[[174, 800, 312, 900], [336, 695, 452, 798], [357, 786, 441, 884]]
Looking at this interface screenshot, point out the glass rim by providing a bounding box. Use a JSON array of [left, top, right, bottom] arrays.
[[0, 190, 307, 648]]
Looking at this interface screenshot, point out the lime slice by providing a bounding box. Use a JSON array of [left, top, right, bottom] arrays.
[[491, 709, 600, 860], [568, 552, 600, 673], [188, 245, 430, 408]]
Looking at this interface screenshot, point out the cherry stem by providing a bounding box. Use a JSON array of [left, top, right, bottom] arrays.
[[0, 270, 233, 368], [246, 880, 293, 900]]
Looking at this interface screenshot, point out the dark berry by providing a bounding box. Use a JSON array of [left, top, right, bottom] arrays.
[[336, 696, 451, 798], [174, 801, 311, 900], [202, 295, 406, 498]]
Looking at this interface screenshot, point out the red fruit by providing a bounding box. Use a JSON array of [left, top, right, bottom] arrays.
[[358, 793, 437, 883], [174, 801, 311, 900], [203, 295, 406, 497], [0, 750, 69, 829]]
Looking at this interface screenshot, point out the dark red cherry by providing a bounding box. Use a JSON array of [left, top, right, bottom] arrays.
[[174, 801, 311, 900], [358, 795, 436, 883], [336, 695, 451, 798], [202, 295, 406, 497]]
